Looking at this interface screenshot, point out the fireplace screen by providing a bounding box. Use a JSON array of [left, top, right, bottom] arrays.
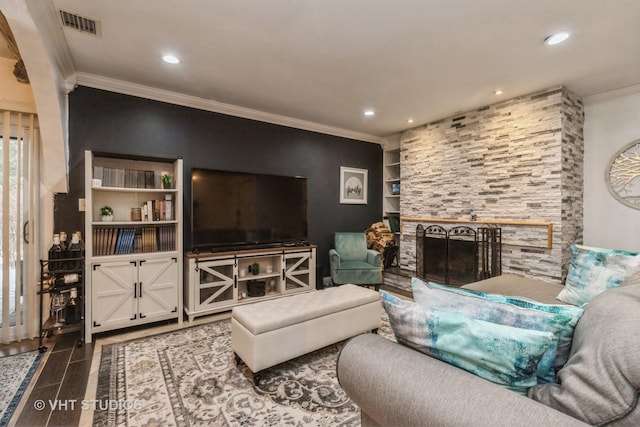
[[416, 225, 448, 284], [416, 225, 501, 286]]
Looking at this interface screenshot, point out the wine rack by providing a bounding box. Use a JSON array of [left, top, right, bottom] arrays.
[[38, 257, 85, 352]]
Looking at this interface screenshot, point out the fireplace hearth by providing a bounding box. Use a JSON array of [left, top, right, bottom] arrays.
[[416, 225, 501, 286]]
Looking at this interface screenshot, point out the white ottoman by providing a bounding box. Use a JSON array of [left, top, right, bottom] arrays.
[[231, 284, 381, 380]]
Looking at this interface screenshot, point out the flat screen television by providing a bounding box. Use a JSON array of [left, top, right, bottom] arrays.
[[191, 168, 308, 251]]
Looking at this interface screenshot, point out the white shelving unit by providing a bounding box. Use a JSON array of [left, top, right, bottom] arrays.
[[382, 141, 401, 268], [383, 144, 401, 232], [84, 151, 183, 343], [184, 246, 316, 322], [384, 148, 401, 215]]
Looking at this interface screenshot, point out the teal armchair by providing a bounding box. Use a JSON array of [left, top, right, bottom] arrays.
[[329, 232, 383, 290]]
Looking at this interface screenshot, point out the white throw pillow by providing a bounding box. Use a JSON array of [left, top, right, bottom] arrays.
[[556, 244, 640, 306]]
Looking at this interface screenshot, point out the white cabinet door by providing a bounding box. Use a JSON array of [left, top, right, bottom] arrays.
[[138, 258, 179, 320], [92, 261, 137, 330], [195, 258, 236, 311], [283, 250, 315, 293]]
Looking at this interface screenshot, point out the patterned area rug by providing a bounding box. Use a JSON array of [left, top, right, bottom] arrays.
[[94, 315, 393, 426], [0, 350, 43, 425]]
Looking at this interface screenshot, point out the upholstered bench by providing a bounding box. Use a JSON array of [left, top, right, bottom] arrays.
[[231, 284, 381, 381]]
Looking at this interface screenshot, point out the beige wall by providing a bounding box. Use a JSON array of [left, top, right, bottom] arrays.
[[584, 90, 640, 252], [0, 57, 35, 112]]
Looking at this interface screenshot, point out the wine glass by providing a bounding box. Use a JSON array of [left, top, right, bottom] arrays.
[[51, 293, 67, 328]]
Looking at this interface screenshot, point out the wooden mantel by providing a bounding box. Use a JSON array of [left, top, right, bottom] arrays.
[[400, 217, 554, 249]]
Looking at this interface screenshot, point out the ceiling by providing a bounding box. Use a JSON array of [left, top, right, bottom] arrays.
[[4, 0, 640, 141]]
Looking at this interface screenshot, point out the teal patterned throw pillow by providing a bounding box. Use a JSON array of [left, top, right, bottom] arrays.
[[380, 291, 554, 394], [425, 280, 584, 370], [412, 277, 572, 383], [556, 244, 640, 307]]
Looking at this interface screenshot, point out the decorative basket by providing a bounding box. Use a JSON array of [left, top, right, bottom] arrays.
[[247, 280, 266, 297]]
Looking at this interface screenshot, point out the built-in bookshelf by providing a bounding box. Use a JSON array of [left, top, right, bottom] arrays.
[[383, 145, 401, 230], [84, 151, 183, 343], [382, 141, 401, 267]]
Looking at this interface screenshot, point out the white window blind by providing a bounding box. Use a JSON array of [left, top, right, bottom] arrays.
[[1, 109, 39, 343]]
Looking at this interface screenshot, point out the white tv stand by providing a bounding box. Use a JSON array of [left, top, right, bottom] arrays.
[[184, 245, 317, 322]]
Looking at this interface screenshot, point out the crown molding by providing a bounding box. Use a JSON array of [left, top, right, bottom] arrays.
[[583, 83, 640, 105], [75, 73, 383, 144]]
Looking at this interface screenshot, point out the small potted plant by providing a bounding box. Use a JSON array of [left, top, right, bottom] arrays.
[[100, 205, 114, 222], [250, 262, 260, 275], [161, 173, 173, 189]]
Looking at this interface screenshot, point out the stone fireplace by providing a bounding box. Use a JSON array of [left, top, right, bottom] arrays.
[[396, 87, 584, 284]]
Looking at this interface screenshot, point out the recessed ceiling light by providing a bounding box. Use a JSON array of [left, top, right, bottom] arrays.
[[544, 31, 570, 46], [363, 109, 375, 117], [407, 118, 414, 124], [162, 55, 180, 64], [493, 89, 504, 95]]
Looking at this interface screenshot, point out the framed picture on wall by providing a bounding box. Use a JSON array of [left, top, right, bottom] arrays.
[[340, 167, 368, 204]]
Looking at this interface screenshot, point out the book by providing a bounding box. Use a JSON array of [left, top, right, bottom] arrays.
[[114, 229, 123, 254], [126, 228, 136, 253], [165, 194, 173, 221], [93, 166, 103, 180], [145, 171, 155, 189], [134, 233, 142, 253], [147, 201, 154, 221]]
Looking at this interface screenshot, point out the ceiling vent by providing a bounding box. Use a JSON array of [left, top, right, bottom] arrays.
[[59, 10, 101, 36]]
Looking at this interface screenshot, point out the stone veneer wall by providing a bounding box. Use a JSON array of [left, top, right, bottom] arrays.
[[399, 87, 584, 283]]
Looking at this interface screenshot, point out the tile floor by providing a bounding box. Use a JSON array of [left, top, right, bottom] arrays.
[[9, 331, 93, 427]]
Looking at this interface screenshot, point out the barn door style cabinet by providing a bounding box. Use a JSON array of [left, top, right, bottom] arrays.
[[184, 246, 316, 322], [84, 151, 183, 343], [90, 258, 179, 332]]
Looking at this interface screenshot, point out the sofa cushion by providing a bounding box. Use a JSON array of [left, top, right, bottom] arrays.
[[556, 244, 640, 306], [334, 232, 368, 262], [463, 274, 566, 305], [529, 284, 640, 426], [427, 281, 584, 370], [412, 277, 573, 383], [332, 260, 382, 285], [380, 290, 554, 394]]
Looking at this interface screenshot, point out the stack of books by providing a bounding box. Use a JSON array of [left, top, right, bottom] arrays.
[[92, 226, 176, 255], [93, 166, 157, 188], [141, 195, 173, 221]]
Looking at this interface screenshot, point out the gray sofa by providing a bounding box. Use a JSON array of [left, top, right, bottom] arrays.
[[337, 274, 640, 427]]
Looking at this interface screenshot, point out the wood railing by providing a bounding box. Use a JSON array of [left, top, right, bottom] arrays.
[[401, 217, 554, 249]]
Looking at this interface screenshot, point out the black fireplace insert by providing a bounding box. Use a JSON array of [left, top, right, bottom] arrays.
[[416, 224, 501, 286]]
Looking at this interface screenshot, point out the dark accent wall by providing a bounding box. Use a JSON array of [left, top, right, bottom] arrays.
[[55, 86, 382, 283]]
